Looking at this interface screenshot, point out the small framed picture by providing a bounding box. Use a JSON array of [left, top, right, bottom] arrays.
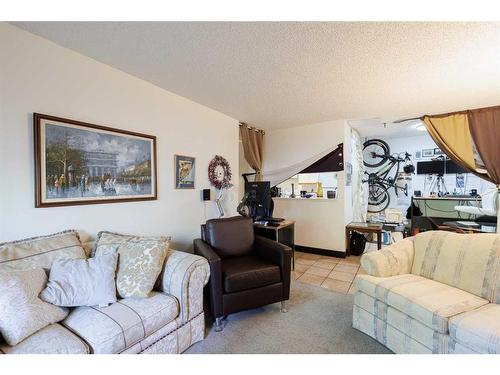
[[422, 149, 434, 157], [174, 155, 195, 189], [434, 148, 445, 156], [415, 151, 422, 159]]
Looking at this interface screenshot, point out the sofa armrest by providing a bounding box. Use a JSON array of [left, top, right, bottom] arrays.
[[360, 237, 415, 277], [157, 249, 210, 324], [193, 239, 223, 319], [254, 235, 292, 300]]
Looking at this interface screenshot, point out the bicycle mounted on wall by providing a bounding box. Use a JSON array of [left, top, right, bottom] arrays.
[[362, 139, 415, 213]]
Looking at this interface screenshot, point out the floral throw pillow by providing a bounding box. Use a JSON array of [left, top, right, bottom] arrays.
[[94, 232, 170, 298]]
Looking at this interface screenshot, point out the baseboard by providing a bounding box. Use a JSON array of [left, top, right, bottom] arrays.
[[295, 245, 346, 258]]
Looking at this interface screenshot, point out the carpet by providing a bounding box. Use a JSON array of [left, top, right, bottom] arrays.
[[186, 281, 392, 354]]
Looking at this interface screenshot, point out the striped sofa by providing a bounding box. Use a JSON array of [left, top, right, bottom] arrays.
[[0, 230, 210, 354], [353, 231, 500, 354]]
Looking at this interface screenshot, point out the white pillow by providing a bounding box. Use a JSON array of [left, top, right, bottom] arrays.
[[41, 253, 118, 307], [0, 268, 68, 346]]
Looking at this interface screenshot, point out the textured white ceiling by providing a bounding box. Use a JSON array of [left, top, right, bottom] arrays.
[[12, 22, 500, 130]]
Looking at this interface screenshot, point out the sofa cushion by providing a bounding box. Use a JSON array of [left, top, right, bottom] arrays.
[[94, 231, 170, 298], [0, 230, 86, 271], [355, 274, 489, 334], [354, 291, 448, 353], [0, 324, 89, 354], [205, 216, 255, 258], [222, 256, 281, 293], [412, 231, 500, 303], [62, 292, 179, 354], [352, 304, 431, 354], [0, 268, 69, 345], [449, 304, 500, 354]]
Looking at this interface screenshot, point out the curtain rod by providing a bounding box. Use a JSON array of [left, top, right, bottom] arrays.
[[421, 105, 500, 120], [395, 104, 500, 123], [239, 122, 265, 135]]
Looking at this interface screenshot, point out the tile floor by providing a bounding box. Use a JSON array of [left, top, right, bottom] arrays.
[[292, 252, 362, 294], [291, 245, 381, 294], [292, 242, 384, 294]]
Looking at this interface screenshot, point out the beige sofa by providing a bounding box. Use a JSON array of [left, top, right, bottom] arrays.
[[0, 230, 210, 354], [353, 231, 500, 354]]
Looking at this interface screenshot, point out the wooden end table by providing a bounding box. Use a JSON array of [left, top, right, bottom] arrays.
[[345, 222, 383, 256]]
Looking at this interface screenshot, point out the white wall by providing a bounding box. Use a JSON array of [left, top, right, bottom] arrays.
[[0, 24, 239, 250], [263, 120, 350, 252], [273, 198, 345, 251], [263, 120, 346, 172]]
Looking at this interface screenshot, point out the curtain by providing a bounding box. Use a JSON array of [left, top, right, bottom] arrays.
[[239, 124, 264, 180], [467, 106, 500, 185], [351, 129, 367, 222], [422, 112, 490, 182], [467, 106, 500, 234], [261, 145, 342, 187], [422, 113, 480, 176], [422, 105, 500, 233], [299, 145, 343, 173]]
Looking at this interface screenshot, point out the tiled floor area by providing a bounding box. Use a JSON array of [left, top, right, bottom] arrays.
[[292, 251, 366, 295]]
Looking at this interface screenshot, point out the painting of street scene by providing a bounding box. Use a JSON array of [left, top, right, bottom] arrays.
[[35, 114, 156, 206]]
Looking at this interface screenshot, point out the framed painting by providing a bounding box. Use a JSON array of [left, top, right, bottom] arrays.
[[434, 148, 445, 156], [174, 154, 195, 189], [421, 148, 434, 158], [34, 113, 157, 207]]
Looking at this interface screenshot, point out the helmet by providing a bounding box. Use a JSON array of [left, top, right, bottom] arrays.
[[404, 164, 415, 174]]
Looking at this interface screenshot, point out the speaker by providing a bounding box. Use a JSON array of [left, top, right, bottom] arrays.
[[202, 189, 211, 201]]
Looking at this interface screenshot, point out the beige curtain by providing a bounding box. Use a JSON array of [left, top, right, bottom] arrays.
[[422, 112, 490, 181], [239, 123, 264, 180], [423, 106, 500, 233]]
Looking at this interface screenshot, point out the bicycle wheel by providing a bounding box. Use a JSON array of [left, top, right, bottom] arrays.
[[363, 139, 390, 168], [368, 182, 390, 213]]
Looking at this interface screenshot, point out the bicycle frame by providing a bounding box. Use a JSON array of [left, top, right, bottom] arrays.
[[364, 153, 408, 196]]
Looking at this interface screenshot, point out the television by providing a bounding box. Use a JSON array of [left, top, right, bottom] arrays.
[[417, 159, 468, 175], [244, 181, 273, 220], [417, 161, 445, 175], [445, 159, 468, 174]]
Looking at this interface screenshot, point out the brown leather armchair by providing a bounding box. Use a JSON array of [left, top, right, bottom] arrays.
[[194, 216, 292, 331]]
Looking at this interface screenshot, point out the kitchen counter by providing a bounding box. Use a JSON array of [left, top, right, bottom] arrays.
[[274, 197, 337, 201]]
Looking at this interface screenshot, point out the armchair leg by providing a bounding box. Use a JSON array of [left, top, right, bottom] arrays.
[[214, 317, 224, 332], [280, 301, 288, 313]]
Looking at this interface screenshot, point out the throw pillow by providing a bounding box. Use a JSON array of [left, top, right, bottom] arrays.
[[0, 229, 86, 272], [41, 253, 118, 307], [94, 231, 170, 298], [0, 268, 68, 346], [92, 231, 170, 256]]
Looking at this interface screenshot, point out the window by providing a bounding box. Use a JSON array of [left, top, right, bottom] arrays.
[[275, 172, 338, 199]]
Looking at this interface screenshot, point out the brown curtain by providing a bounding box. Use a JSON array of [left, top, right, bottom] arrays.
[[239, 123, 264, 179], [467, 106, 500, 185]]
